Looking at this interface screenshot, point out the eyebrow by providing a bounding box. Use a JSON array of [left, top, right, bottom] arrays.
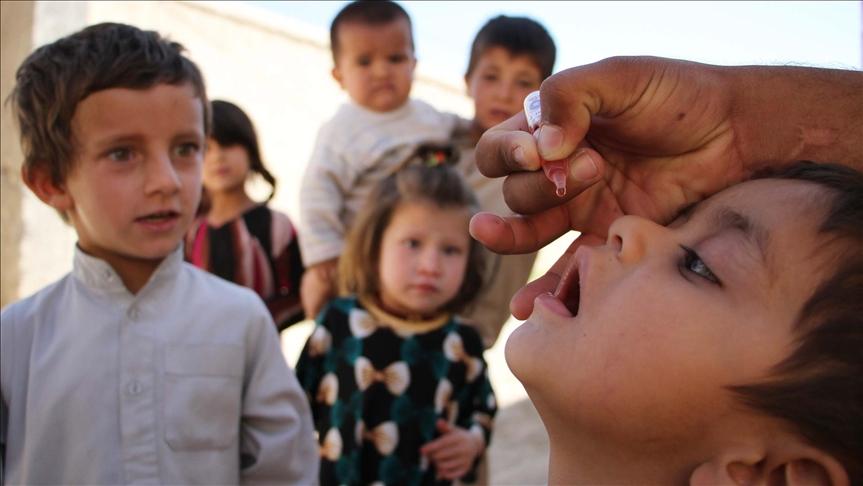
[[709, 206, 772, 270]]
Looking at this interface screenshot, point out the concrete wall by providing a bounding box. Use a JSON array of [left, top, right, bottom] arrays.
[[0, 1, 34, 308], [2, 0, 473, 304]]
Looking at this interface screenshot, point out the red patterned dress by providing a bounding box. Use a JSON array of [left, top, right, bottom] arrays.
[[186, 204, 305, 330]]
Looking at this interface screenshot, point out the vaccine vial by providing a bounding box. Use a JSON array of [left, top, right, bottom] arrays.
[[524, 90, 567, 197]]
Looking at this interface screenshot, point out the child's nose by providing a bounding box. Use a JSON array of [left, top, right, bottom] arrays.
[[495, 81, 516, 101], [145, 154, 181, 194], [417, 249, 442, 274], [606, 215, 668, 264], [371, 59, 389, 78]]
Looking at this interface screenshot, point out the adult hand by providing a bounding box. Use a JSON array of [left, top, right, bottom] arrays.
[[470, 56, 863, 319]]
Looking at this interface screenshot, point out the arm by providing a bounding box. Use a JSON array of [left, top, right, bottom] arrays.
[[266, 211, 305, 329], [239, 304, 319, 484], [294, 317, 332, 418], [470, 56, 863, 318], [726, 63, 863, 172], [300, 258, 338, 324], [297, 137, 357, 268]]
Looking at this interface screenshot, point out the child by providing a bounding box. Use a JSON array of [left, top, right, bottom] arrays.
[[504, 162, 863, 484], [0, 23, 318, 484], [296, 162, 496, 485], [454, 15, 557, 348], [186, 99, 305, 330], [298, 0, 459, 320]]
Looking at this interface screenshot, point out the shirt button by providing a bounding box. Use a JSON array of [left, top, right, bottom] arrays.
[[128, 307, 139, 320], [126, 380, 143, 396]]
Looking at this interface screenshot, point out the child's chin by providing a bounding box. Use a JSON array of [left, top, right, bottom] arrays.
[[503, 317, 549, 385], [132, 243, 182, 261]]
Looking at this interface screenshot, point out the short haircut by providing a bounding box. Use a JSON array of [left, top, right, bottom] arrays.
[[210, 100, 276, 201], [730, 162, 863, 482], [8, 22, 210, 187], [339, 156, 484, 314], [329, 0, 413, 63], [465, 15, 556, 80]]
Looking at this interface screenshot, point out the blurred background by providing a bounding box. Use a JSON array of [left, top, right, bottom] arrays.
[[1, 2, 860, 482]]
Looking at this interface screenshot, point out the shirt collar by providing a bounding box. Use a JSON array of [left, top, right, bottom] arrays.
[[358, 296, 452, 335], [72, 244, 184, 294]]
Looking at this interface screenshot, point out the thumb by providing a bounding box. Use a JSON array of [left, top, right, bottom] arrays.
[[537, 57, 659, 161], [535, 70, 594, 162], [436, 419, 452, 434]]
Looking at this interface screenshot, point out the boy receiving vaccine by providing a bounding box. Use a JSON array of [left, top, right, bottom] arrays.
[[455, 15, 556, 347], [299, 0, 458, 320], [500, 162, 863, 484], [297, 160, 496, 485], [1, 23, 317, 484]]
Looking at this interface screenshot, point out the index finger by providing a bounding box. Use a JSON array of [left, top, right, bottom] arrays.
[[474, 112, 542, 178]]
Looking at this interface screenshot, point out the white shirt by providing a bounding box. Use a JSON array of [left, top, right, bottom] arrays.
[[298, 99, 458, 266], [0, 246, 319, 485]]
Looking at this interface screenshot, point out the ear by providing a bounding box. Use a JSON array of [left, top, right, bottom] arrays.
[[331, 65, 344, 88], [690, 447, 850, 486], [21, 164, 74, 212]]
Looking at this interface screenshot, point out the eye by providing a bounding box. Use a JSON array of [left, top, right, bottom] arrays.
[[388, 53, 407, 64], [680, 245, 720, 285], [106, 147, 133, 162], [402, 238, 420, 249], [357, 56, 371, 67], [518, 79, 538, 89], [482, 73, 498, 82], [442, 245, 464, 256], [174, 142, 201, 158]]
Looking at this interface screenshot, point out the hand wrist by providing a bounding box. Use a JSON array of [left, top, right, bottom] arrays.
[[468, 426, 486, 457], [311, 260, 338, 281], [724, 64, 863, 174]]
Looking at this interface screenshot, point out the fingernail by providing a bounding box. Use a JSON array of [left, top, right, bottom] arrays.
[[570, 150, 598, 182], [512, 145, 525, 165], [537, 124, 563, 158]]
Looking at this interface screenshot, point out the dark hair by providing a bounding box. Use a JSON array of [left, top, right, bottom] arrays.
[[210, 100, 276, 201], [731, 162, 863, 482], [339, 160, 484, 315], [8, 22, 210, 187], [465, 15, 556, 80], [329, 0, 413, 62]]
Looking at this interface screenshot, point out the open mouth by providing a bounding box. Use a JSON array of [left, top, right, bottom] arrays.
[[553, 258, 581, 316], [136, 210, 179, 222]]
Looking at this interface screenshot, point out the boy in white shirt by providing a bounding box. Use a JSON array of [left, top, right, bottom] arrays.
[[299, 0, 458, 319], [0, 22, 318, 484]]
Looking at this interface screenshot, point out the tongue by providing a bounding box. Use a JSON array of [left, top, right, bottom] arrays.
[[560, 289, 580, 315], [553, 273, 580, 316], [539, 292, 573, 317]]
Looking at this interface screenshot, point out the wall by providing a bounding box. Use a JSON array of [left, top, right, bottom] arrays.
[[0, 1, 34, 308]]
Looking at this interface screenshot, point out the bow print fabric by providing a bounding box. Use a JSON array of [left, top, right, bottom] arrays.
[[296, 297, 497, 485]]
